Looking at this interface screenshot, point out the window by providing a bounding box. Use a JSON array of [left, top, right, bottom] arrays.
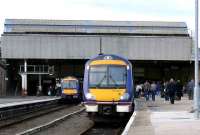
[[62, 80, 77, 89], [89, 65, 127, 88]]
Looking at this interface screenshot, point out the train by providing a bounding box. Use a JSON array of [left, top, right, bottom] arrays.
[[83, 54, 134, 120], [61, 76, 81, 100]]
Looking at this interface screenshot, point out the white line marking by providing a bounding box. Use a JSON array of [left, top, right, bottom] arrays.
[[0, 98, 61, 108], [121, 111, 137, 135]]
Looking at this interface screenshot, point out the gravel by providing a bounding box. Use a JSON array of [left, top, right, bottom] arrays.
[[34, 112, 94, 135]]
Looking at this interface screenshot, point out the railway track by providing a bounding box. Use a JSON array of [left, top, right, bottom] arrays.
[[22, 108, 93, 135], [0, 102, 84, 135], [81, 122, 126, 135], [17, 108, 85, 135]]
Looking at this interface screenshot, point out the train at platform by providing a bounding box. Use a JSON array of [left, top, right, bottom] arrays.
[[61, 76, 81, 101], [83, 54, 134, 120]]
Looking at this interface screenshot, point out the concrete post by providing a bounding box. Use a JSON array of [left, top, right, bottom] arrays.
[[194, 0, 199, 119], [38, 74, 42, 95], [21, 60, 27, 96]]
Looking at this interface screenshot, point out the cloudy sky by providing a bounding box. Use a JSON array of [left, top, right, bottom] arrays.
[[0, 0, 195, 34]]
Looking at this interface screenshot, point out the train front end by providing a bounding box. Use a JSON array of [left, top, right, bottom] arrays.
[[83, 54, 134, 117], [61, 77, 80, 100]]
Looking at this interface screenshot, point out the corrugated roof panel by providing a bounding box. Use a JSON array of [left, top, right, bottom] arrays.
[[1, 34, 192, 60]]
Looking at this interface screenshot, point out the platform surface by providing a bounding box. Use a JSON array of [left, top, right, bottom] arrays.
[[127, 96, 200, 135], [0, 96, 61, 108]]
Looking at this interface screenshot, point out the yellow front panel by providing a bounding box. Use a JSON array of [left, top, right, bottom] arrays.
[[63, 89, 77, 95], [90, 60, 127, 66], [89, 89, 125, 101]]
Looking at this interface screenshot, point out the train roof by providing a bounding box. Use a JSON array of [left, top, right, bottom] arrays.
[[87, 54, 131, 65]]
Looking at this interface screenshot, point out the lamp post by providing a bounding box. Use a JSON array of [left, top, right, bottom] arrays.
[[194, 0, 199, 119]]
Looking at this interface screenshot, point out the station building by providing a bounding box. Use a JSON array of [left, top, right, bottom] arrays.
[[0, 19, 193, 96]]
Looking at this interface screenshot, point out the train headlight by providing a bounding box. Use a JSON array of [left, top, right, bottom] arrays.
[[86, 93, 96, 100], [120, 93, 130, 100], [127, 65, 130, 70]]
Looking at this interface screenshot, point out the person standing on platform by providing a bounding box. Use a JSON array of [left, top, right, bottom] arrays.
[[48, 85, 53, 96], [187, 79, 194, 100], [150, 81, 157, 101], [135, 84, 141, 98], [166, 78, 176, 104], [56, 80, 61, 96], [156, 81, 161, 96], [176, 80, 183, 100], [144, 80, 151, 101], [164, 81, 169, 101]]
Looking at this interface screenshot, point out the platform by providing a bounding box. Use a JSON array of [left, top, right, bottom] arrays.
[[126, 96, 200, 135], [0, 96, 61, 108]]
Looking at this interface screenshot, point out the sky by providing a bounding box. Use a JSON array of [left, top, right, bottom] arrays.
[[0, 0, 195, 34]]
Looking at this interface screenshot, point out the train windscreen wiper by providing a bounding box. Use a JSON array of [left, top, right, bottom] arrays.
[[96, 74, 107, 88], [109, 75, 119, 88]]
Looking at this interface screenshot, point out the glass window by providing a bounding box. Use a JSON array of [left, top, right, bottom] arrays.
[[62, 80, 77, 89], [89, 66, 107, 87], [108, 66, 126, 87], [89, 65, 127, 88]]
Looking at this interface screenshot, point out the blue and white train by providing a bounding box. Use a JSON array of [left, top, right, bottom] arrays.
[[83, 54, 134, 118]]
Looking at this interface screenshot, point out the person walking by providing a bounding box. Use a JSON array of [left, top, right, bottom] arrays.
[[48, 85, 53, 96], [135, 84, 142, 98], [176, 80, 183, 100], [166, 78, 176, 104], [150, 81, 157, 101], [144, 80, 151, 101], [187, 79, 194, 100], [156, 81, 161, 96], [55, 80, 61, 96], [164, 81, 169, 101]]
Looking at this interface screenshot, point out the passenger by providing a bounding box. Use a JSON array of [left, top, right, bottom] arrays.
[[144, 80, 151, 101], [164, 81, 169, 101], [182, 84, 187, 94], [176, 80, 183, 100], [48, 86, 53, 96], [55, 81, 61, 96], [136, 84, 142, 98], [187, 79, 194, 100], [160, 81, 165, 98], [156, 81, 161, 96], [166, 78, 176, 104], [150, 81, 157, 101], [36, 85, 42, 96]]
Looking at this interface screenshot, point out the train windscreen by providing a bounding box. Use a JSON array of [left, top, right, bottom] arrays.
[[89, 65, 127, 88], [62, 80, 77, 89]]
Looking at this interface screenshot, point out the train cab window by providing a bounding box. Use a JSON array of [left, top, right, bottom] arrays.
[[108, 66, 126, 87], [89, 66, 107, 88], [62, 80, 77, 89], [89, 66, 127, 88]]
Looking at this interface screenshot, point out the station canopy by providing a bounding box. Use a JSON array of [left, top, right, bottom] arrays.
[[4, 19, 189, 36], [1, 19, 192, 60]]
